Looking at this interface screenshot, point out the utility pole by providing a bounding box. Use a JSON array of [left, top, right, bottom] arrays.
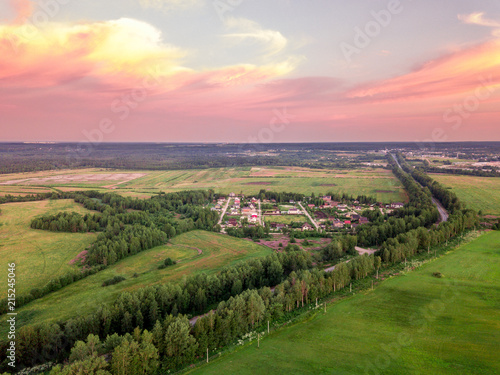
[[372, 280, 374, 290], [207, 348, 209, 363], [267, 321, 270, 334], [258, 333, 260, 348], [324, 302, 326, 313], [350, 283, 352, 292]]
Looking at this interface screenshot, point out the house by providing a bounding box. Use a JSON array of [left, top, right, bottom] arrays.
[[276, 223, 287, 230], [359, 217, 370, 224], [351, 214, 360, 221], [242, 208, 252, 214], [302, 223, 314, 231], [288, 208, 301, 215], [344, 220, 352, 225], [289, 200, 295, 204], [229, 192, 236, 197], [391, 202, 404, 209], [227, 219, 238, 227], [333, 220, 344, 228], [321, 195, 332, 201]]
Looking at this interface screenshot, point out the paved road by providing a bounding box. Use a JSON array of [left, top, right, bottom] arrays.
[[298, 202, 320, 231], [431, 197, 449, 223], [391, 153, 448, 223], [217, 197, 231, 226]]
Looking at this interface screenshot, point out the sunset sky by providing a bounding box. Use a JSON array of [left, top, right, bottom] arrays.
[[1, 0, 499, 143]]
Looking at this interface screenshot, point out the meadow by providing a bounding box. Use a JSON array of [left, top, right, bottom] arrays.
[[0, 230, 273, 336], [431, 174, 500, 215], [263, 215, 309, 225], [0, 199, 97, 297], [188, 231, 500, 375], [0, 167, 407, 203]]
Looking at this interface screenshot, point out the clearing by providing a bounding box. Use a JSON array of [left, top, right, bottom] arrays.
[[0, 230, 273, 336], [0, 199, 97, 297]]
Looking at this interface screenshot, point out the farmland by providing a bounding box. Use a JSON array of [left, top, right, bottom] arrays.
[[431, 174, 500, 215], [0, 199, 97, 297], [0, 167, 407, 203], [0, 231, 273, 336], [188, 231, 500, 375]]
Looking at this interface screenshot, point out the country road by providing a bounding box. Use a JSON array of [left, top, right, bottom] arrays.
[[298, 202, 320, 231], [217, 197, 231, 226], [391, 153, 448, 223]]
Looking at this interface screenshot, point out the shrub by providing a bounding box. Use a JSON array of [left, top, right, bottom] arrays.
[[159, 258, 176, 269], [102, 276, 126, 287], [432, 272, 443, 278]]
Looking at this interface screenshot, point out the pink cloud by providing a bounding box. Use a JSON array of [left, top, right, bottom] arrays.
[[9, 0, 33, 25]]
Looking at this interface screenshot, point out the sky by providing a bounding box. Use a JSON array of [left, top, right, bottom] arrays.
[[1, 0, 500, 143]]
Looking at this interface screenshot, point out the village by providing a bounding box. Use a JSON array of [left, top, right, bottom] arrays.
[[211, 192, 404, 234]]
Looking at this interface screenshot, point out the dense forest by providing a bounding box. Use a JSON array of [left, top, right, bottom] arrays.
[[1, 142, 498, 174]]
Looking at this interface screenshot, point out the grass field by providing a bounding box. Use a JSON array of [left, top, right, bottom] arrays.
[[0, 167, 407, 203], [0, 200, 97, 297], [263, 215, 309, 224], [188, 231, 500, 375], [0, 231, 273, 336], [431, 174, 500, 215]]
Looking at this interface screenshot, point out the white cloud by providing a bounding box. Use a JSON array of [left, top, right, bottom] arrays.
[[459, 12, 500, 37], [223, 17, 288, 56]]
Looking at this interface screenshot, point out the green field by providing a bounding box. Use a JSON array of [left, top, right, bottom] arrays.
[[263, 215, 309, 225], [0, 200, 97, 297], [0, 167, 408, 203], [188, 231, 500, 375], [431, 174, 500, 215], [0, 231, 273, 336]]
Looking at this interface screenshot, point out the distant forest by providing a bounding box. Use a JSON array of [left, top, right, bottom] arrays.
[[1, 142, 499, 174]]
